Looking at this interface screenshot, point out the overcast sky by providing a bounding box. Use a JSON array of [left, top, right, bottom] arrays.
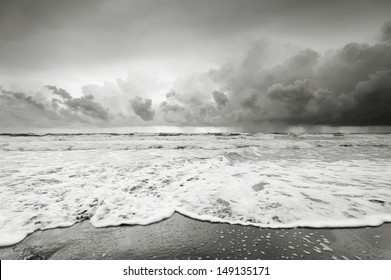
[[1, 0, 391, 131]]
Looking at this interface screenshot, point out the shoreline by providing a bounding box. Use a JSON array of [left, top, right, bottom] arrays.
[[1, 213, 390, 260]]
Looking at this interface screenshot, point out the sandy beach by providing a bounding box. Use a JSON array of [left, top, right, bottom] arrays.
[[0, 213, 390, 260]]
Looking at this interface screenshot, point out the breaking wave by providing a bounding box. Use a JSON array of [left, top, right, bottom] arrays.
[[0, 133, 390, 246]]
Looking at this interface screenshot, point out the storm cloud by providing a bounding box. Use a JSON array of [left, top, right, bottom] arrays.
[[212, 91, 229, 107], [159, 90, 222, 125], [1, 1, 391, 130], [380, 19, 391, 43], [0, 86, 112, 127], [203, 30, 391, 126], [0, 88, 57, 127], [130, 96, 155, 121]]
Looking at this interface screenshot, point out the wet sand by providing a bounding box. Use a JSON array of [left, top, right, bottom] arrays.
[[0, 213, 390, 260]]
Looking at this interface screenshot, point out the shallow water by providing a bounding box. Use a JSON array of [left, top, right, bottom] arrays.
[[0, 133, 390, 246]]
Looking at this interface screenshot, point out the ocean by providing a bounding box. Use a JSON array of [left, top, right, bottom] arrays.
[[0, 133, 390, 246]]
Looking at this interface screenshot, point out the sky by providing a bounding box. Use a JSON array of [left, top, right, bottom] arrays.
[[1, 0, 391, 132]]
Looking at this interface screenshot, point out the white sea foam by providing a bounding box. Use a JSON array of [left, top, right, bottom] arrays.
[[0, 133, 391, 246]]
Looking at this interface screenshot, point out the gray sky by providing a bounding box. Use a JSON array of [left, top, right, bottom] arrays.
[[1, 0, 391, 130]]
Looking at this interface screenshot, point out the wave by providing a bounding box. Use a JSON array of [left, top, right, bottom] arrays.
[[0, 133, 390, 246]]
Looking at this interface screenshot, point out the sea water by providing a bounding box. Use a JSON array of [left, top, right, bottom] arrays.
[[0, 133, 390, 246]]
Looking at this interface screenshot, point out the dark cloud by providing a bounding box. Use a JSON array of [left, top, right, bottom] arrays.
[[380, 19, 391, 43], [160, 102, 190, 124], [0, 86, 112, 127], [202, 23, 391, 126], [0, 88, 61, 127], [64, 95, 110, 121], [2, 14, 391, 129], [46, 86, 110, 121], [1, 0, 390, 77], [209, 48, 320, 101], [212, 90, 229, 107], [46, 85, 72, 100], [130, 96, 155, 121], [159, 89, 223, 125], [341, 70, 391, 125], [266, 80, 316, 119], [316, 43, 391, 93], [247, 80, 341, 124]]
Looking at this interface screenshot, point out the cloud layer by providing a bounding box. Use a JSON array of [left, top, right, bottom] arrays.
[[1, 19, 391, 129], [130, 97, 155, 121], [204, 39, 391, 126], [0, 86, 110, 127]]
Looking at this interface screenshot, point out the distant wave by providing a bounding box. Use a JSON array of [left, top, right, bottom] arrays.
[[1, 132, 391, 138]]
